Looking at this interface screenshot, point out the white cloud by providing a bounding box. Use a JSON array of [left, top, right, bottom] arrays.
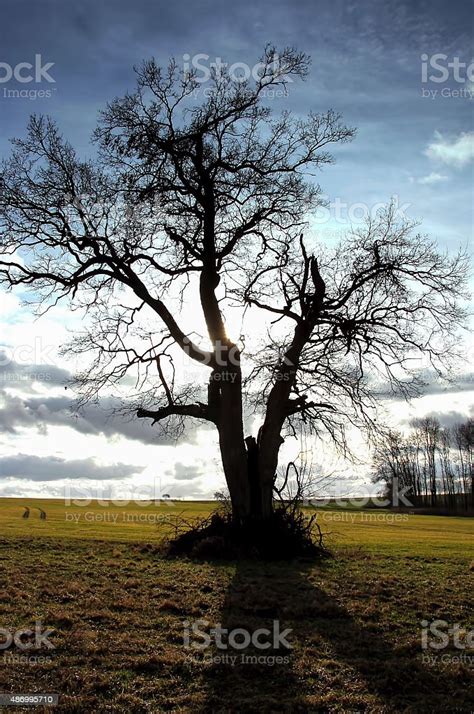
[[0, 292, 21, 320], [424, 131, 474, 168], [409, 172, 449, 185]]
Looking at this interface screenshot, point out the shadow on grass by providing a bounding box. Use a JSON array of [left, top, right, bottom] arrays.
[[201, 559, 473, 713]]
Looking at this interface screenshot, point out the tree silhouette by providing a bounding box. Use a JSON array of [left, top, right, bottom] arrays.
[[0, 46, 469, 527]]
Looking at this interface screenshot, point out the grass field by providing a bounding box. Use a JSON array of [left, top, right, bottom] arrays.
[[0, 498, 472, 712]]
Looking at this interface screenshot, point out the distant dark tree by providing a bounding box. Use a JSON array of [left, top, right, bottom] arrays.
[[412, 416, 441, 506], [453, 418, 474, 508], [0, 46, 469, 529], [373, 418, 473, 511], [372, 429, 418, 506]]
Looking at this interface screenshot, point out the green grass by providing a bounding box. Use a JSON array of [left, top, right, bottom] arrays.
[[0, 498, 472, 712], [0, 497, 470, 558], [0, 498, 212, 542]]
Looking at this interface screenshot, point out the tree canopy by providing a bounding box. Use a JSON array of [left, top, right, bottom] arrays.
[[0, 46, 469, 523]]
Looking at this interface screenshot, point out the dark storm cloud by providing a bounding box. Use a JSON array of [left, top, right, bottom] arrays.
[[422, 406, 473, 428], [375, 371, 474, 401], [0, 389, 203, 446], [0, 346, 207, 444], [1, 0, 471, 145], [0, 353, 208, 444], [0, 352, 70, 391], [0, 453, 141, 480], [1, 0, 471, 252], [169, 461, 203, 481], [417, 372, 474, 397]]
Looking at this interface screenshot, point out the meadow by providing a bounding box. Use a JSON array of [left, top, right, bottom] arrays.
[[0, 498, 472, 712]]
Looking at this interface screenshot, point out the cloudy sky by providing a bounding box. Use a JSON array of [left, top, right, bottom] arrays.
[[0, 0, 472, 499]]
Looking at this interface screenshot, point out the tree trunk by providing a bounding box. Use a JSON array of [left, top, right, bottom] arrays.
[[212, 316, 301, 526], [217, 378, 279, 525], [219, 426, 277, 524], [244, 436, 276, 522], [215, 366, 253, 523]]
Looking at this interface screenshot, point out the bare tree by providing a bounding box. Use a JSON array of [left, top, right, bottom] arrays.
[[412, 417, 441, 506], [373, 418, 473, 512], [0, 46, 469, 529], [439, 426, 457, 509], [372, 429, 415, 506], [453, 418, 474, 508]]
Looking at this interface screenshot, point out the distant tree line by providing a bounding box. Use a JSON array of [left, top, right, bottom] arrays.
[[372, 417, 473, 512]]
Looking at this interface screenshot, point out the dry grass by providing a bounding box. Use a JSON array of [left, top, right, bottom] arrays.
[[0, 500, 472, 712]]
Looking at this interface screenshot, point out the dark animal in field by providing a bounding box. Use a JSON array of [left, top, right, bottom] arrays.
[[22, 507, 30, 519], [37, 508, 47, 520]]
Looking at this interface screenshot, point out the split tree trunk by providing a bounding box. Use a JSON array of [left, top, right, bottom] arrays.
[[216, 370, 284, 525], [214, 324, 304, 524]]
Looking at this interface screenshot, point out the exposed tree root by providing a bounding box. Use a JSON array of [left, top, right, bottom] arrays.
[[159, 508, 331, 561]]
